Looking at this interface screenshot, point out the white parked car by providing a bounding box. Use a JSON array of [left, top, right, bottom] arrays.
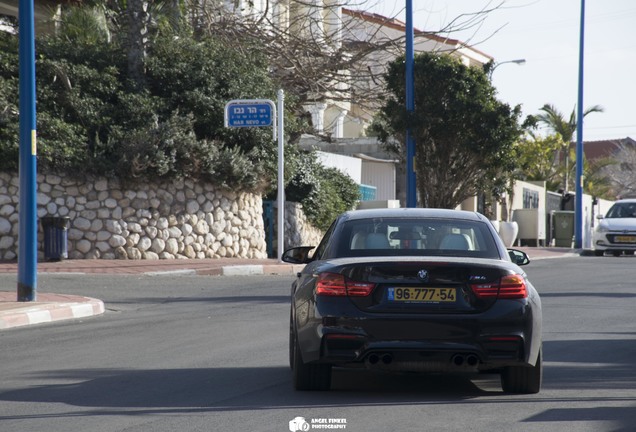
[[593, 199, 636, 256]]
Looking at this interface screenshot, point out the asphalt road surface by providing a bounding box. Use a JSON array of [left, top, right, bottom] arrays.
[[1, 255, 635, 432]]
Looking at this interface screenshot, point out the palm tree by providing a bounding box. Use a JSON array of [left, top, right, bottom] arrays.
[[57, 0, 183, 90], [55, 6, 112, 44], [536, 103, 604, 192], [125, 0, 151, 90]]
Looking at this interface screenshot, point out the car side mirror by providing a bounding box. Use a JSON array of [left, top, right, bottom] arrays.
[[282, 246, 315, 264], [508, 249, 530, 266]]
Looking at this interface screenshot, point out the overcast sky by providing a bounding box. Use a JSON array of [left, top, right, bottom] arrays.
[[364, 0, 636, 141]]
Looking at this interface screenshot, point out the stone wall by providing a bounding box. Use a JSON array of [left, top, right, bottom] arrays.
[[284, 202, 324, 250], [0, 172, 269, 260]]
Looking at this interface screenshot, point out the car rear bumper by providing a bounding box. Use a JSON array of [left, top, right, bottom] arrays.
[[321, 336, 526, 372], [295, 297, 541, 371]]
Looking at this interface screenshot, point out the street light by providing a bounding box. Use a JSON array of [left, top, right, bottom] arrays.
[[491, 58, 526, 74], [575, 0, 585, 249], [405, 0, 416, 207]]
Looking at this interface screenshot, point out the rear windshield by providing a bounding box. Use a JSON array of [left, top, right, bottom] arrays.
[[337, 217, 499, 259]]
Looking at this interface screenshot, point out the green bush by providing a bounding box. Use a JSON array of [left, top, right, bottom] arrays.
[[0, 21, 348, 224], [0, 31, 286, 191], [0, 33, 20, 171], [285, 150, 360, 230]]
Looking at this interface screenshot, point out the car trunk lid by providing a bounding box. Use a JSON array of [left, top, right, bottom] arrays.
[[336, 258, 510, 314]]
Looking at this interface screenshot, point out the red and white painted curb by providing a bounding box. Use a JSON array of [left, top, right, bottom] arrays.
[[143, 264, 305, 276], [0, 294, 105, 330]]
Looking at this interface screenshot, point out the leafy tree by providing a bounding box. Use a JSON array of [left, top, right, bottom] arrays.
[[0, 29, 298, 192], [372, 52, 522, 209], [583, 155, 615, 200], [514, 132, 563, 191], [516, 119, 614, 200]]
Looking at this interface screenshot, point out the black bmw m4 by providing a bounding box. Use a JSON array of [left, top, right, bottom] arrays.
[[283, 208, 542, 393]]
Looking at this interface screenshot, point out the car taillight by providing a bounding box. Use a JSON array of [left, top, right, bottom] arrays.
[[316, 272, 375, 297], [471, 274, 527, 299]]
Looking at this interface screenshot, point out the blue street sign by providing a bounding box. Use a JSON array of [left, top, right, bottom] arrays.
[[224, 100, 275, 128]]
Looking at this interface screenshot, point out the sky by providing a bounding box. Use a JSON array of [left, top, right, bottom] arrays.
[[365, 0, 636, 141]]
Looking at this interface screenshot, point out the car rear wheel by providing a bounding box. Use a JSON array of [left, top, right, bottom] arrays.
[[500, 349, 542, 394], [289, 312, 294, 370], [292, 332, 332, 391], [594, 250, 604, 256]]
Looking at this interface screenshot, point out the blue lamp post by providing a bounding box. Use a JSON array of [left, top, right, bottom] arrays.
[[405, 0, 416, 207], [575, 0, 585, 248], [17, 0, 38, 301]]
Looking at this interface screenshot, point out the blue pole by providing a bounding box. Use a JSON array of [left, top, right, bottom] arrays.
[[575, 0, 585, 249], [17, 0, 38, 301], [405, 0, 416, 207]]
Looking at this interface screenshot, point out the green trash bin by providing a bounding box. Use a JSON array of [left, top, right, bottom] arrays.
[[41, 216, 70, 261], [552, 211, 574, 247]]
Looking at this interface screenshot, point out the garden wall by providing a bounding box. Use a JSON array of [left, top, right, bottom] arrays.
[[0, 172, 270, 260]]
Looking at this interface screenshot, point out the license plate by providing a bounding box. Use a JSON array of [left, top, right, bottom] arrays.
[[615, 235, 636, 243], [387, 287, 456, 303]]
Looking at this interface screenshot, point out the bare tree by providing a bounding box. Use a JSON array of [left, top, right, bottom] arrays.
[[187, 0, 505, 124], [51, 0, 506, 136], [605, 142, 636, 198]]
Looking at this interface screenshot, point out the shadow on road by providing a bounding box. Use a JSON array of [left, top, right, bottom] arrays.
[[1, 339, 635, 430], [0, 367, 499, 413]]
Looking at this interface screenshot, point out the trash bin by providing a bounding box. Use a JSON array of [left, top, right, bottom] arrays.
[[552, 211, 574, 247], [41, 216, 70, 261]]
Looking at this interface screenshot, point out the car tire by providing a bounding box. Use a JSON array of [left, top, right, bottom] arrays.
[[594, 250, 604, 256], [500, 349, 542, 394], [289, 311, 294, 370], [292, 332, 332, 391]]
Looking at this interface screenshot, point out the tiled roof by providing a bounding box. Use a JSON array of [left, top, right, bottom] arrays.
[[576, 137, 636, 161], [342, 8, 492, 60]]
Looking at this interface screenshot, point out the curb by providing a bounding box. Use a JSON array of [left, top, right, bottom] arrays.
[[0, 294, 105, 330], [529, 251, 582, 260], [144, 263, 304, 277], [0, 264, 298, 330]]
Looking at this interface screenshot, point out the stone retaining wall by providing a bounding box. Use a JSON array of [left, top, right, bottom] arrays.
[[0, 172, 269, 260], [284, 202, 324, 250]]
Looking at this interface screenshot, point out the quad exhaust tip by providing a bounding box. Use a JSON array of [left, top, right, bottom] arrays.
[[366, 353, 478, 368], [451, 354, 479, 367]]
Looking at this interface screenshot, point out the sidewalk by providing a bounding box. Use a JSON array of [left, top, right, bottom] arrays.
[[0, 247, 580, 331]]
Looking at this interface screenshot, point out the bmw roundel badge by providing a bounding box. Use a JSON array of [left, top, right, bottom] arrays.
[[417, 269, 429, 282]]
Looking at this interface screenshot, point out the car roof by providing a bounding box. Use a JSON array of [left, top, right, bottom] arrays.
[[340, 208, 486, 222], [614, 199, 636, 204]]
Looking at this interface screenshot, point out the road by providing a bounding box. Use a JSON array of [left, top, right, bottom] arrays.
[[0, 256, 635, 432]]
